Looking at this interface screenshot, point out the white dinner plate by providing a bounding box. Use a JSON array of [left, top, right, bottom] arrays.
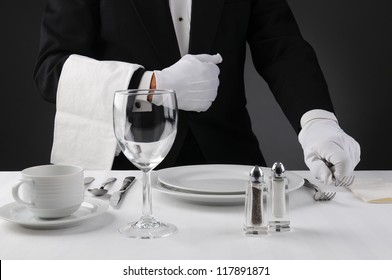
[[154, 164, 304, 205], [0, 198, 108, 229]]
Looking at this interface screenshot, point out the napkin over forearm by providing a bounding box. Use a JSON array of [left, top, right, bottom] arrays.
[[51, 54, 142, 170]]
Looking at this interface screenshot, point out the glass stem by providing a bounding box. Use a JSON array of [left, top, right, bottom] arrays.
[[141, 170, 153, 218]]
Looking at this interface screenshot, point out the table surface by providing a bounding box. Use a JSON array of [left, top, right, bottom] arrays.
[[0, 169, 391, 260]]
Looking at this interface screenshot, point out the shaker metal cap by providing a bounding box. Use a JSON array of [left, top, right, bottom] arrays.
[[271, 162, 286, 179], [249, 165, 264, 182]]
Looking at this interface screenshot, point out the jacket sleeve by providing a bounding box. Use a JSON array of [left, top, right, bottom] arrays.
[[247, 0, 334, 132], [33, 0, 101, 103], [33, 0, 146, 103]]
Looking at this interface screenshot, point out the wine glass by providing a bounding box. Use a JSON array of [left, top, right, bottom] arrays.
[[113, 89, 178, 238]]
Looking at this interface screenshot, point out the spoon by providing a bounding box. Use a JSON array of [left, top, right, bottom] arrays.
[[88, 177, 117, 196], [84, 177, 95, 185]]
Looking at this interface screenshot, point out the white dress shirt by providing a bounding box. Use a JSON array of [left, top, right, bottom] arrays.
[[169, 0, 192, 57]]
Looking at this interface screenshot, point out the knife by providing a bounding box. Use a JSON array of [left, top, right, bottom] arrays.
[[109, 176, 136, 208]]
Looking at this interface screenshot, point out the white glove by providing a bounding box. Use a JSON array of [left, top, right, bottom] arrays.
[[298, 110, 361, 185], [154, 54, 222, 112]]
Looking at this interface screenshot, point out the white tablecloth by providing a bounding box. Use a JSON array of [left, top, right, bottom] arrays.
[[0, 170, 391, 260]]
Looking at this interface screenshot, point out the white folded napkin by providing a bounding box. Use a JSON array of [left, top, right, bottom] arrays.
[[348, 178, 392, 203], [51, 54, 142, 170]]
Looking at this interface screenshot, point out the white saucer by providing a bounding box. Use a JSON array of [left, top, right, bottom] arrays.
[[0, 198, 108, 229], [154, 164, 304, 205]]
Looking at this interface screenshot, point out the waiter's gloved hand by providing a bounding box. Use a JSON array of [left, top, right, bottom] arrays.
[[298, 109, 361, 185], [154, 54, 222, 112]]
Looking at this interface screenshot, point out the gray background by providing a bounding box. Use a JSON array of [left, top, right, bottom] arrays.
[[0, 0, 391, 171]]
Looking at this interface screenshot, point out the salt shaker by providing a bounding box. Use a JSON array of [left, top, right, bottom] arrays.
[[268, 162, 290, 232], [244, 165, 268, 235]]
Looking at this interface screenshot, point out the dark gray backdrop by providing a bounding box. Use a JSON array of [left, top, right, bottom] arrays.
[[1, 0, 391, 171]]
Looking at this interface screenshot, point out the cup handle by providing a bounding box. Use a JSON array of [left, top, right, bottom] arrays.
[[12, 179, 34, 207]]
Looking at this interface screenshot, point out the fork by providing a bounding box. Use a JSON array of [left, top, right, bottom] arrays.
[[335, 175, 355, 187], [303, 179, 336, 201], [322, 159, 355, 187]]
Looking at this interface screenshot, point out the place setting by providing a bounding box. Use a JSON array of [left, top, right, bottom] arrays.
[[0, 89, 306, 237], [0, 88, 346, 238]]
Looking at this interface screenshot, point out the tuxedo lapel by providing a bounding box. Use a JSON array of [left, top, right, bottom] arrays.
[[189, 0, 225, 54], [130, 0, 181, 68]]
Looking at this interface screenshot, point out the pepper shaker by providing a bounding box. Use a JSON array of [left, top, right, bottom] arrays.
[[268, 162, 290, 232], [244, 165, 268, 235]]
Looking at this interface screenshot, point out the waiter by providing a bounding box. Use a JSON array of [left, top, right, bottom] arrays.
[[34, 0, 360, 185]]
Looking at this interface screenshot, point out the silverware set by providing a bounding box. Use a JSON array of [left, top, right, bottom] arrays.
[[83, 176, 136, 208]]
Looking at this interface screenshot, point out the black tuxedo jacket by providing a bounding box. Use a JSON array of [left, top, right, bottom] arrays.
[[34, 0, 334, 168]]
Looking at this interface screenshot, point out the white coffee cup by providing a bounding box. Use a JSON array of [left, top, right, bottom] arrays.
[[12, 164, 84, 219]]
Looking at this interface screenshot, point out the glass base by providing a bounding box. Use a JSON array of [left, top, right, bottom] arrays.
[[118, 216, 177, 239]]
